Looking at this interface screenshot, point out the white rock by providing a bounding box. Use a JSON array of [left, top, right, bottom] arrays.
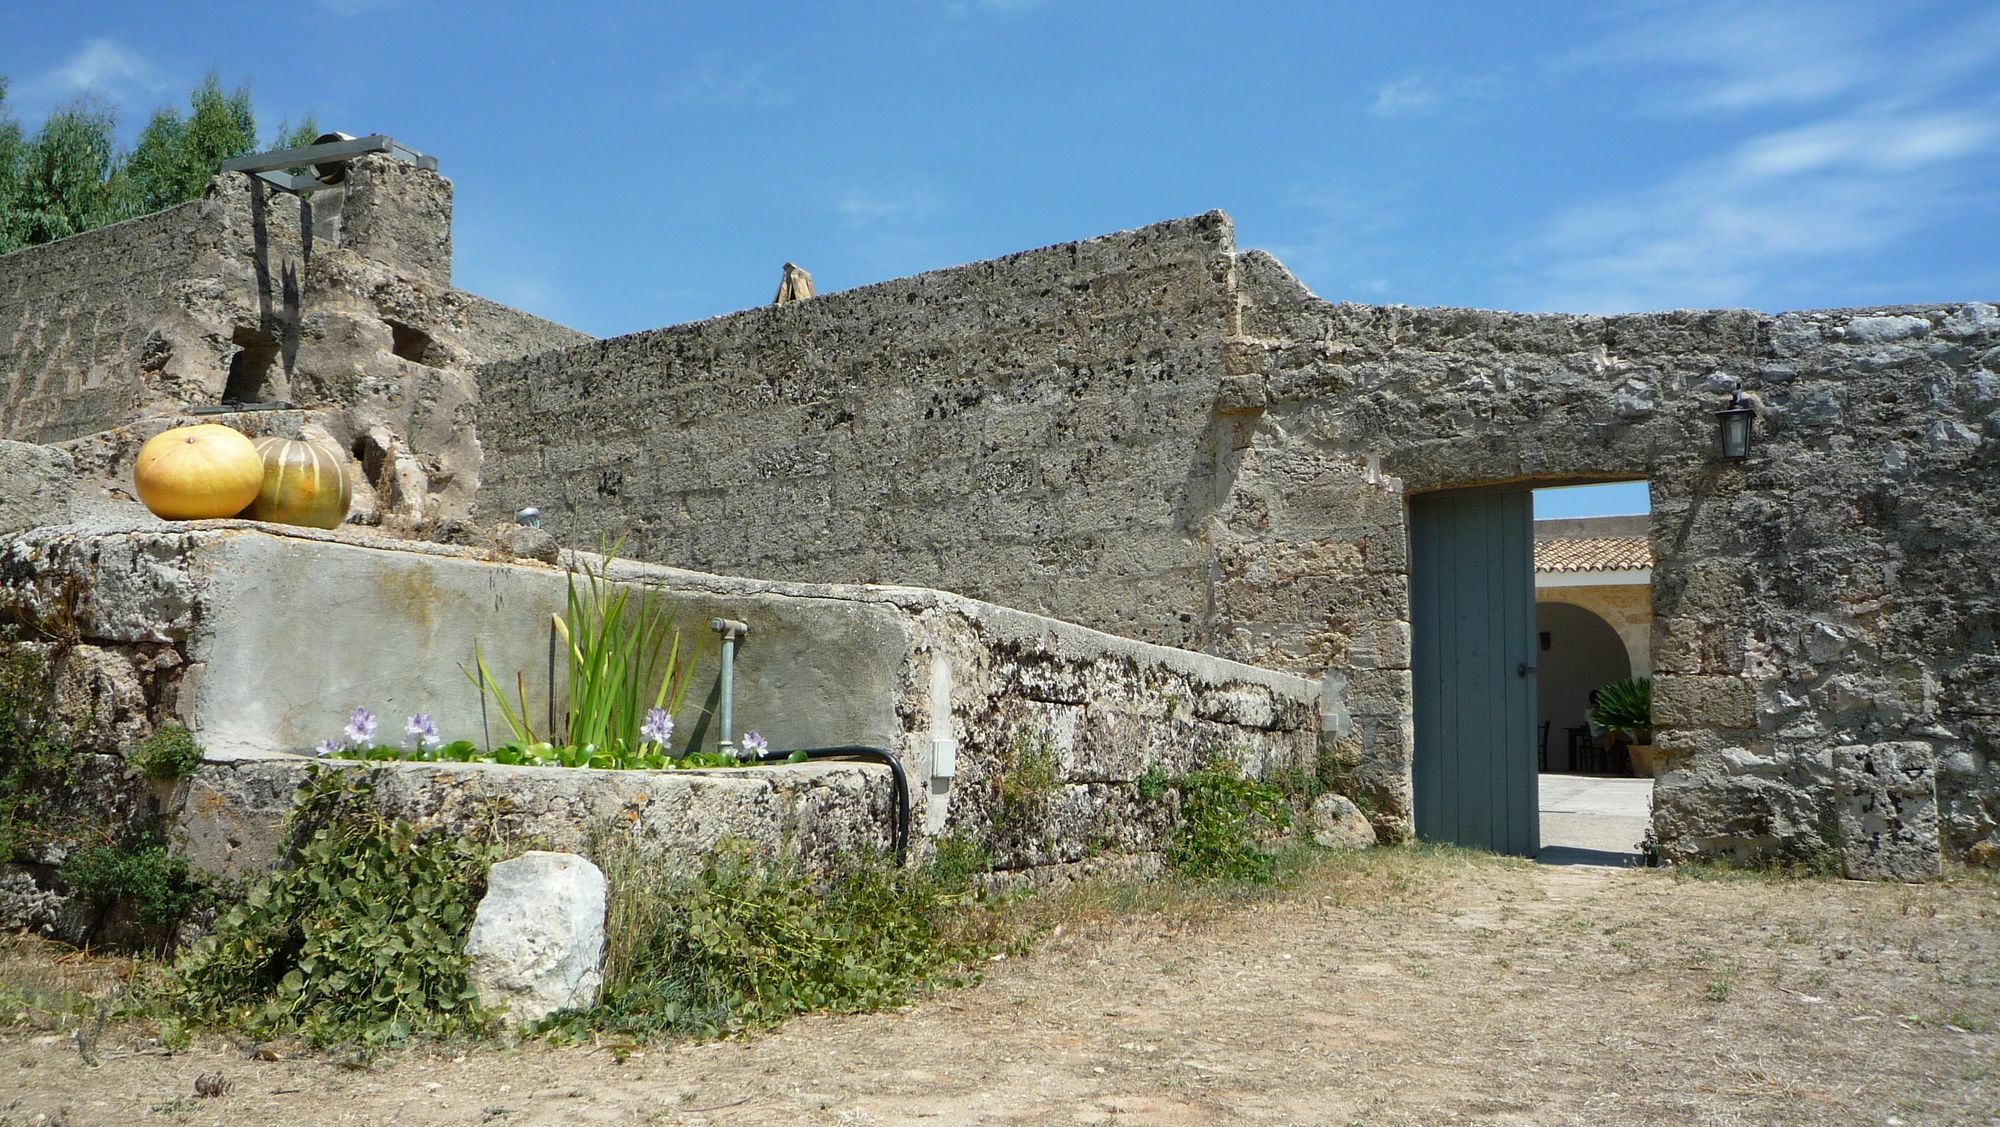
[[1310, 793, 1378, 850], [464, 851, 607, 1028], [1940, 302, 1998, 339], [1844, 315, 1930, 344]]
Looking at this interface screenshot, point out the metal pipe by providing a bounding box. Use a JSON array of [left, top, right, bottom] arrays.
[[710, 618, 749, 754], [742, 744, 910, 865]]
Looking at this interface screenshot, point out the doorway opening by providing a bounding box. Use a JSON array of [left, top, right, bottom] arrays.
[[1532, 481, 1654, 865], [1407, 478, 1653, 862]]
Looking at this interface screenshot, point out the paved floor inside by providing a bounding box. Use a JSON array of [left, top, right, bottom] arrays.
[[1537, 773, 1652, 866]]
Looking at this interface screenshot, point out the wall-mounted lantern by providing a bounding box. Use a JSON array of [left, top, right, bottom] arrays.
[[1716, 391, 1754, 461]]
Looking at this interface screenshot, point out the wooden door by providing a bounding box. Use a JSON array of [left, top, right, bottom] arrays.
[[1409, 490, 1538, 855]]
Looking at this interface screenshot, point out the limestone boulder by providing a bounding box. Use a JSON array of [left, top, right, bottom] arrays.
[[1311, 793, 1378, 850], [464, 851, 607, 1028]]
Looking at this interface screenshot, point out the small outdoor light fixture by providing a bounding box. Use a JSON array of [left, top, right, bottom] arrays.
[[1715, 391, 1755, 461]]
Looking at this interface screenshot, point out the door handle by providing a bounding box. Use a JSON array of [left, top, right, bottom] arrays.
[[1517, 662, 1535, 677]]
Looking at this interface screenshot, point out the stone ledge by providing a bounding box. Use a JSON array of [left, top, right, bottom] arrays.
[[175, 755, 890, 881]]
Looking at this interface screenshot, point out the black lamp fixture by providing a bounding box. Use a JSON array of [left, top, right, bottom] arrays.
[[1716, 390, 1754, 460]]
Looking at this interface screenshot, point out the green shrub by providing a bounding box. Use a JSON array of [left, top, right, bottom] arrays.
[[129, 721, 202, 780], [1590, 677, 1653, 741], [0, 645, 78, 865], [467, 542, 697, 752], [58, 841, 201, 927], [543, 839, 1000, 1042], [156, 770, 496, 1049], [996, 727, 1061, 828], [1165, 761, 1293, 883]]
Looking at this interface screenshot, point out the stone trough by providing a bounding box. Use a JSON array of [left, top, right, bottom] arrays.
[[0, 517, 1323, 936]]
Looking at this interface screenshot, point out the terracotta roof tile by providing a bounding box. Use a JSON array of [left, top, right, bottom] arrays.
[[1535, 535, 1652, 573]]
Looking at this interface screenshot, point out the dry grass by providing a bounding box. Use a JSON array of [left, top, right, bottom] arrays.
[[3, 849, 1997, 1125]]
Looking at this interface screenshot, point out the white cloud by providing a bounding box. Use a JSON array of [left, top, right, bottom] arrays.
[[1574, 1, 1872, 113], [1735, 112, 1993, 177], [1368, 70, 1493, 118], [946, 0, 1054, 16], [1260, 181, 1411, 302], [1506, 2, 2000, 313], [836, 182, 944, 230], [1573, 1, 2000, 116], [1511, 102, 1999, 313], [9, 39, 162, 114], [50, 39, 153, 92], [315, 0, 399, 14], [1370, 75, 1442, 118]]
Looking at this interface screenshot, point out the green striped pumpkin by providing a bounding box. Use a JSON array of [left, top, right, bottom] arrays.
[[247, 436, 352, 529]]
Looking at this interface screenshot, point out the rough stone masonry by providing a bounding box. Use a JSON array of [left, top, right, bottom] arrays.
[[475, 213, 2000, 878], [6, 154, 1997, 877]]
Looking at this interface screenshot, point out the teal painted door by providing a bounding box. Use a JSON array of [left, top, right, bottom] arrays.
[[1410, 490, 1539, 855]]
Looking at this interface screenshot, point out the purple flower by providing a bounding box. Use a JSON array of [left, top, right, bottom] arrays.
[[315, 738, 342, 758], [640, 708, 674, 748], [741, 731, 769, 759], [405, 713, 440, 751], [343, 707, 377, 747]]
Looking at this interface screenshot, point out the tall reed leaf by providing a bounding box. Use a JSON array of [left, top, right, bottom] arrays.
[[559, 544, 697, 752], [462, 542, 698, 757]]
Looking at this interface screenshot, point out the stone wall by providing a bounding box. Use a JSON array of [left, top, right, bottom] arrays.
[[0, 520, 1320, 938], [1233, 255, 2000, 876], [475, 213, 1244, 652], [474, 211, 2000, 874], [0, 157, 590, 535], [0, 189, 292, 443], [1536, 583, 1652, 681]]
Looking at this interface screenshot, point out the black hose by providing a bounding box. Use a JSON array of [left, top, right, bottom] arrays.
[[744, 745, 909, 865]]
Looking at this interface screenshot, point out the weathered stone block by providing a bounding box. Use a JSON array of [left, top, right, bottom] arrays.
[[332, 156, 454, 288], [1835, 742, 1943, 882], [0, 441, 74, 534], [1655, 674, 1756, 730], [465, 851, 606, 1028]]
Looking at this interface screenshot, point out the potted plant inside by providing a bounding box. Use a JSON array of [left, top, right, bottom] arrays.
[[1590, 677, 1656, 777]]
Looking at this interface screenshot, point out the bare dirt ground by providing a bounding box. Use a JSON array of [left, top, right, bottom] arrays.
[[4, 850, 1997, 1126]]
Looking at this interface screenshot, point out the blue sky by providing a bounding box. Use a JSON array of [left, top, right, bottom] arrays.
[[4, 0, 1996, 343]]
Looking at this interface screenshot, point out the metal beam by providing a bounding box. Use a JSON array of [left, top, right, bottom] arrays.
[[219, 134, 438, 194]]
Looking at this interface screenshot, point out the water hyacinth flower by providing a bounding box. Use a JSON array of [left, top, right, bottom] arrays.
[[639, 708, 674, 748], [343, 707, 377, 747], [405, 713, 441, 751], [315, 738, 342, 758], [741, 730, 769, 760]]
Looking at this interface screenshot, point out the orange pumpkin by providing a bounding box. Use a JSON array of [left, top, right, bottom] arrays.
[[133, 424, 265, 520], [246, 436, 353, 529]]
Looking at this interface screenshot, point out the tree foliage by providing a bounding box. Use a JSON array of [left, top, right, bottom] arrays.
[[0, 72, 315, 254]]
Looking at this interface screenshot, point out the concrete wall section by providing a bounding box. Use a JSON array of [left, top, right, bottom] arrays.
[[1537, 581, 1652, 681]]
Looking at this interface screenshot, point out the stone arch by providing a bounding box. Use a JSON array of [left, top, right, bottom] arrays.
[[1535, 601, 1631, 771]]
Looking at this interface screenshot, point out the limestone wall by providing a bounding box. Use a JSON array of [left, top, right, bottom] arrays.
[[0, 520, 1319, 937], [463, 207, 2000, 876], [1234, 254, 2000, 876], [0, 188, 296, 443], [475, 213, 1243, 653], [0, 158, 591, 535]]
